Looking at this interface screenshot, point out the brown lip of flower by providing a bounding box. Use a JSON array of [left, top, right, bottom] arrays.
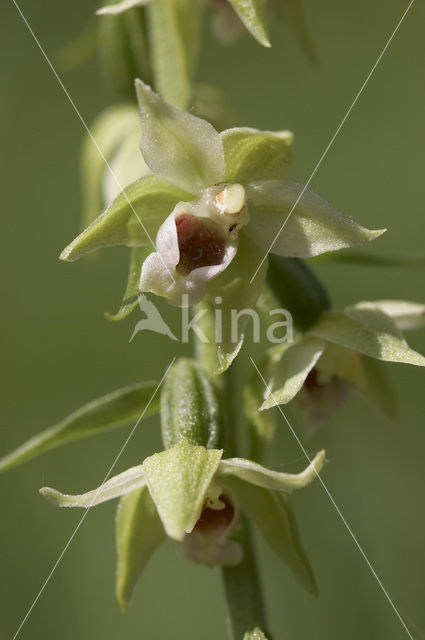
[[193, 493, 235, 537], [175, 213, 227, 276]]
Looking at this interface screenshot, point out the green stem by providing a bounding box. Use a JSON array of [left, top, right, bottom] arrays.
[[222, 515, 269, 640], [194, 303, 270, 640]]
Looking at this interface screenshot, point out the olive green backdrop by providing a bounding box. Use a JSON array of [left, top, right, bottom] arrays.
[[1, 1, 424, 638]]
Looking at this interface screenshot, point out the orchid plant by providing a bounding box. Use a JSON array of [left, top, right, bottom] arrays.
[[3, 1, 425, 639]]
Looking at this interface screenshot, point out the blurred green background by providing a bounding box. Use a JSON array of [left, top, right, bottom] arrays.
[[1, 0, 424, 638]]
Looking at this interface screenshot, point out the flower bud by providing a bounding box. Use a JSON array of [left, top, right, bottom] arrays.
[[161, 358, 222, 449]]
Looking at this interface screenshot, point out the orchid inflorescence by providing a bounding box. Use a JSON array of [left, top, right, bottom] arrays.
[[3, 1, 425, 639]]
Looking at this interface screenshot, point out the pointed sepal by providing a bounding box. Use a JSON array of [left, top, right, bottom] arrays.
[[142, 440, 223, 540], [218, 450, 325, 493], [115, 486, 165, 610], [135, 80, 225, 193], [40, 465, 146, 508]]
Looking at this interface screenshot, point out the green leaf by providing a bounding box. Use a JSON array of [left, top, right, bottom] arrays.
[[40, 464, 146, 507], [106, 247, 151, 321], [260, 337, 325, 409], [161, 359, 221, 449], [228, 0, 271, 47], [207, 232, 268, 374], [0, 382, 160, 474], [115, 485, 165, 610], [363, 300, 425, 331], [147, 0, 203, 110], [60, 175, 188, 261], [246, 180, 386, 258], [135, 80, 225, 193], [363, 355, 397, 420], [142, 440, 223, 540], [266, 255, 331, 331], [218, 449, 325, 493], [244, 628, 269, 640], [223, 476, 317, 594], [221, 127, 293, 185], [80, 104, 143, 229], [309, 305, 425, 366]]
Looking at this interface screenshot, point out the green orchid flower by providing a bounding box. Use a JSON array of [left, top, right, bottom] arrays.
[[62, 80, 384, 369], [40, 439, 325, 608], [259, 300, 425, 427]]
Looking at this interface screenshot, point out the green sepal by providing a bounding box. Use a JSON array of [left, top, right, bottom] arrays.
[[147, 0, 203, 110], [246, 180, 386, 259], [218, 450, 325, 493], [161, 359, 221, 449], [227, 0, 271, 47], [266, 255, 331, 331], [115, 486, 165, 610], [309, 304, 425, 366], [260, 337, 325, 409], [221, 127, 293, 185], [106, 247, 151, 321], [60, 175, 188, 261], [207, 232, 268, 374], [0, 382, 160, 474], [135, 80, 225, 193], [40, 464, 146, 508], [142, 440, 223, 540], [222, 476, 317, 594]]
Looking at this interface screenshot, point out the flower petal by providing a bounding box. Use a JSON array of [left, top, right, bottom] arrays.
[[97, 0, 150, 16], [309, 305, 425, 366], [142, 440, 223, 541], [40, 465, 146, 508], [357, 300, 425, 331], [246, 180, 385, 258], [115, 486, 165, 610], [227, 0, 271, 47], [222, 477, 317, 594], [260, 337, 326, 409], [221, 127, 293, 185], [217, 450, 326, 493], [60, 176, 188, 261], [135, 80, 225, 193]]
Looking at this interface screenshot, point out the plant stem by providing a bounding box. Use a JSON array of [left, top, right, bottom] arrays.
[[222, 515, 269, 640], [194, 303, 270, 639]]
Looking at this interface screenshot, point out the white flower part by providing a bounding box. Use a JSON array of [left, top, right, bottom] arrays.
[[96, 0, 150, 16], [139, 184, 249, 306]]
